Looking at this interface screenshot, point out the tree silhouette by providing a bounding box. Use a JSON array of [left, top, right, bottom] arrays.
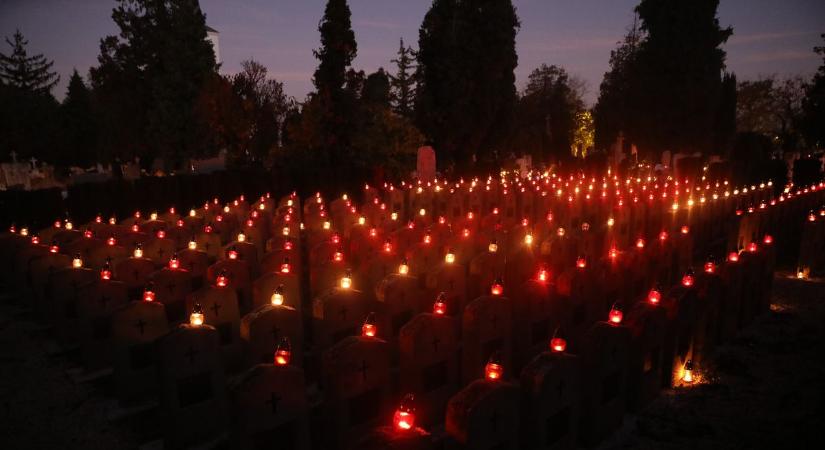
[[416, 0, 519, 174], [0, 29, 59, 95], [390, 39, 416, 118]]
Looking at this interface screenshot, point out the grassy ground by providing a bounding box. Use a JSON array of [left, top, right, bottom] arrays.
[[0, 273, 823, 449]]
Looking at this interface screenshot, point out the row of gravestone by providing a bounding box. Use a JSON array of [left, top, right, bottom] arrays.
[[0, 225, 777, 450], [2, 177, 824, 449]]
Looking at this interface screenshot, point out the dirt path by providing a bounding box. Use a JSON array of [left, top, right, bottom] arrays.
[[1, 274, 823, 449]]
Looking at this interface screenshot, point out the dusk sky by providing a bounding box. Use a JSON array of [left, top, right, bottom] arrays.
[[1, 0, 823, 105]]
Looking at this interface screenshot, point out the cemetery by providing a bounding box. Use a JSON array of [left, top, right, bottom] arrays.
[[2, 168, 824, 449], [2, 0, 825, 448]]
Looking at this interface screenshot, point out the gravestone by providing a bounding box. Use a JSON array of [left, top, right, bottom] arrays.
[[462, 294, 513, 384], [230, 364, 311, 450], [445, 379, 520, 450], [399, 312, 459, 426], [150, 267, 193, 323], [111, 300, 169, 404], [578, 321, 631, 446], [321, 335, 391, 449], [157, 324, 227, 449], [77, 279, 129, 370], [624, 302, 666, 411], [187, 284, 243, 371], [240, 303, 303, 367], [520, 351, 580, 450]]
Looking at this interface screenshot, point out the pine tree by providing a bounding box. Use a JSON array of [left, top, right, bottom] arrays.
[[59, 70, 97, 167], [312, 0, 358, 180], [0, 29, 59, 95], [390, 39, 416, 117], [416, 0, 519, 173], [629, 0, 733, 158]]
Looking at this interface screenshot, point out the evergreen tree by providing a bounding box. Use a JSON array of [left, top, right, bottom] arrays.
[[417, 0, 519, 173], [91, 0, 217, 168], [59, 70, 97, 167], [0, 30, 59, 95], [0, 30, 60, 162], [629, 0, 732, 158], [593, 17, 643, 151], [312, 0, 358, 180], [390, 39, 416, 117], [231, 59, 289, 163]]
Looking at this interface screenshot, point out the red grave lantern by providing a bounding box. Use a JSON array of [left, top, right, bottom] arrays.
[[274, 337, 291, 366], [393, 394, 416, 432]]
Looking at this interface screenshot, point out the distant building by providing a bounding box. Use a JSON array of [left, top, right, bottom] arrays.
[[206, 25, 220, 64]]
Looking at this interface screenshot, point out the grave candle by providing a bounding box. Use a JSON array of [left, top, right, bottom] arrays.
[[361, 312, 377, 337], [340, 269, 353, 289], [682, 359, 694, 383], [393, 394, 416, 432], [72, 254, 83, 268], [398, 259, 410, 275], [190, 303, 204, 326], [274, 337, 291, 366], [143, 285, 156, 302], [100, 261, 112, 280], [133, 244, 143, 258], [280, 258, 291, 274], [271, 285, 285, 306], [49, 242, 59, 253], [188, 239, 197, 250], [107, 236, 116, 246], [681, 269, 695, 287], [608, 304, 623, 325], [550, 328, 567, 352], [445, 250, 456, 264], [216, 271, 229, 287], [433, 293, 448, 315], [31, 235, 40, 245], [647, 288, 661, 305], [704, 261, 716, 274], [763, 234, 773, 245], [728, 252, 739, 263], [490, 278, 504, 296], [484, 352, 504, 380], [237, 232, 246, 242], [227, 248, 239, 260]]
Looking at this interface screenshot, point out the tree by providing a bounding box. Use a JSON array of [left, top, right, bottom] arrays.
[[512, 64, 584, 164], [801, 34, 825, 149], [625, 0, 733, 159], [389, 39, 416, 117], [737, 78, 777, 136], [0, 29, 59, 94], [231, 60, 290, 163], [91, 0, 217, 168], [593, 16, 643, 151], [312, 0, 358, 180], [417, 0, 520, 173], [59, 70, 97, 167], [362, 68, 391, 108], [736, 75, 806, 153], [0, 30, 60, 162]]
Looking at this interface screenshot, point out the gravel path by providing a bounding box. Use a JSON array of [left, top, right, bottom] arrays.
[[1, 273, 823, 449]]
